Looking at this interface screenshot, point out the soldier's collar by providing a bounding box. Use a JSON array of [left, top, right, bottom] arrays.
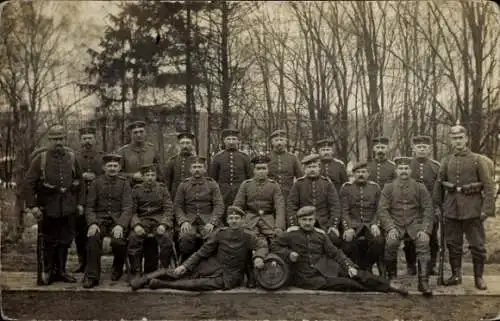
[[354, 180, 367, 185], [226, 147, 238, 152], [395, 177, 410, 185], [306, 174, 320, 180], [190, 177, 205, 184], [453, 148, 470, 156], [415, 157, 428, 162], [131, 142, 147, 151]]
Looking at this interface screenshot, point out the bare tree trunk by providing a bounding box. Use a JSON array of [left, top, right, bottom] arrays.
[[220, 0, 230, 129]]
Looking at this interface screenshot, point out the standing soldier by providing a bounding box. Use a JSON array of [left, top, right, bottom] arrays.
[[267, 129, 303, 202], [434, 124, 495, 290], [83, 154, 132, 288], [339, 161, 384, 271], [175, 157, 225, 261], [316, 138, 348, 192], [209, 128, 251, 216], [73, 126, 104, 273], [378, 157, 434, 296], [128, 164, 175, 280], [366, 136, 396, 188], [232, 154, 286, 287], [164, 131, 197, 201], [116, 120, 161, 187], [287, 154, 342, 246], [403, 135, 440, 276], [25, 125, 82, 285]]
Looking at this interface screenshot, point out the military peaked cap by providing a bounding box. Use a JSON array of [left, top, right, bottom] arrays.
[[252, 154, 271, 165], [394, 156, 412, 166], [269, 129, 286, 140], [192, 156, 207, 164], [372, 136, 389, 145], [449, 125, 467, 135], [177, 131, 195, 140], [222, 128, 240, 138], [297, 206, 316, 217], [412, 135, 432, 145], [79, 127, 97, 136], [127, 120, 146, 131], [316, 138, 334, 148], [102, 153, 122, 164], [301, 153, 321, 165], [352, 161, 368, 172], [140, 164, 157, 174], [48, 125, 66, 139], [227, 206, 246, 217]]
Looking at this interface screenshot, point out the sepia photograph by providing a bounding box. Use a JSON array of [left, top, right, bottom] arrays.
[[0, 0, 499, 320]]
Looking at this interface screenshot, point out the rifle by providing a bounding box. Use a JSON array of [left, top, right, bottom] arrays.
[[437, 182, 446, 286], [35, 208, 45, 285]]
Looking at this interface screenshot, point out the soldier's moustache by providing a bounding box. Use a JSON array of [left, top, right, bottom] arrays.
[[376, 151, 385, 156]]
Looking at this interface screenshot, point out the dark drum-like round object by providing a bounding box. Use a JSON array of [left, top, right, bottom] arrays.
[[254, 253, 290, 291]]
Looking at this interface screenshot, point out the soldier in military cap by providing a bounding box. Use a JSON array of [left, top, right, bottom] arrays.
[[232, 154, 286, 287], [339, 161, 384, 271], [287, 154, 342, 246], [271, 206, 408, 295], [146, 205, 268, 291], [73, 126, 105, 273], [128, 164, 175, 280], [25, 125, 83, 285], [403, 135, 440, 276], [175, 157, 225, 261], [209, 128, 252, 216], [378, 157, 434, 296], [164, 131, 198, 201], [433, 123, 495, 290], [83, 153, 133, 288], [267, 129, 303, 202], [366, 136, 396, 188], [116, 120, 161, 187], [316, 138, 348, 193]]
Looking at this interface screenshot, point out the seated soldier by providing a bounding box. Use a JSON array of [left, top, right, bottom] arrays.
[[174, 157, 225, 261], [83, 154, 133, 288], [147, 206, 268, 291], [232, 154, 285, 287], [128, 164, 175, 281], [377, 157, 434, 296], [339, 161, 384, 271], [272, 206, 408, 295]]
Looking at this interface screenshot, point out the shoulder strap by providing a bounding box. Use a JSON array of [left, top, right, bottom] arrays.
[[40, 151, 47, 181]]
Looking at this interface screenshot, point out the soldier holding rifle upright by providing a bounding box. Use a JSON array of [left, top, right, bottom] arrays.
[[25, 125, 83, 285], [433, 123, 495, 290]]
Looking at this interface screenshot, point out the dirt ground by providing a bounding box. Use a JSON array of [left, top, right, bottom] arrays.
[[3, 291, 500, 321]]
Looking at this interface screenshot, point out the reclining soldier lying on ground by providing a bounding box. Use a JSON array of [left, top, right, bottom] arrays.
[[130, 206, 268, 291], [272, 206, 408, 296]]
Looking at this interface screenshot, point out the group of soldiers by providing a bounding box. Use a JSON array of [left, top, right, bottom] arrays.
[[24, 120, 496, 297]]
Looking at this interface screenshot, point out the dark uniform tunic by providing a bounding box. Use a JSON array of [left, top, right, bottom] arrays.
[[232, 177, 286, 246], [339, 180, 383, 269], [367, 159, 396, 188], [25, 147, 83, 274], [152, 227, 268, 291], [209, 149, 251, 210], [272, 227, 395, 292], [321, 158, 348, 193], [85, 175, 133, 281], [74, 147, 104, 269], [267, 150, 303, 201], [164, 152, 197, 201], [128, 181, 175, 272], [287, 176, 342, 241], [377, 178, 434, 262], [433, 149, 495, 265], [116, 142, 161, 185], [404, 157, 440, 270], [174, 176, 225, 258]]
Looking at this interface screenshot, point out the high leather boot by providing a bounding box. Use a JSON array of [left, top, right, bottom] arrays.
[[55, 246, 76, 283], [111, 255, 125, 281], [128, 254, 143, 284], [149, 278, 224, 291], [473, 260, 487, 290], [385, 260, 397, 280], [428, 252, 437, 276], [404, 241, 417, 276], [417, 260, 432, 296], [444, 257, 462, 286]]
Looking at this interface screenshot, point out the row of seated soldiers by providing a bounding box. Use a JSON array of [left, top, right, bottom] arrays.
[[25, 121, 495, 295]]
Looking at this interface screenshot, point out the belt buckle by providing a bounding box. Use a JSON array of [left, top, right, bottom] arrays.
[[456, 187, 462, 193]]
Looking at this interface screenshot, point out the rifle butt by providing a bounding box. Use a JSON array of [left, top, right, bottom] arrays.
[[36, 220, 44, 285]]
